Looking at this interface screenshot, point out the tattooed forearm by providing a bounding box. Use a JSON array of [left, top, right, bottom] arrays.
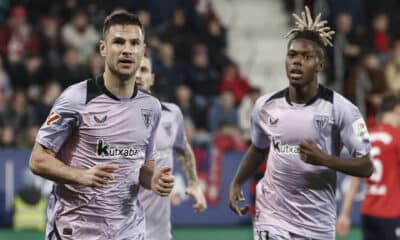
[[175, 135, 199, 185]]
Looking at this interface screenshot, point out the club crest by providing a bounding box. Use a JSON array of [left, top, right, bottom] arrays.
[[313, 115, 329, 130], [163, 123, 172, 137], [141, 109, 153, 128]]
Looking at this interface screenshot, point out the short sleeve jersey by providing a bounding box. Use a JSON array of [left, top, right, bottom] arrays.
[[36, 76, 161, 239], [251, 85, 371, 239], [138, 102, 185, 240]]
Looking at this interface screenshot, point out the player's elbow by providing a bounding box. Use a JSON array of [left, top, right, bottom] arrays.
[[364, 160, 374, 178], [29, 145, 47, 176], [29, 153, 44, 176]]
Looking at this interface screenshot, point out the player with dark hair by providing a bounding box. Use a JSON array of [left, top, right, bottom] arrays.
[[135, 54, 207, 240], [337, 95, 400, 240], [29, 10, 174, 240], [229, 6, 373, 240]]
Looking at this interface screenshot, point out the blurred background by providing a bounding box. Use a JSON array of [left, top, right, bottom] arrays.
[[1, 0, 399, 239]]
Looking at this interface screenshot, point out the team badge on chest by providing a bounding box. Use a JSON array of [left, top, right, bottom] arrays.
[[163, 123, 172, 137], [141, 109, 153, 128], [313, 115, 329, 130]]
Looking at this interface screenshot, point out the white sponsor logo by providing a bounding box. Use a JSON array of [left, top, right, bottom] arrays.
[[272, 137, 300, 154], [96, 139, 140, 158]]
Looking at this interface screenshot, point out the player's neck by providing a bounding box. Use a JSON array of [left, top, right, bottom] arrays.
[[103, 70, 135, 98], [288, 81, 318, 104]]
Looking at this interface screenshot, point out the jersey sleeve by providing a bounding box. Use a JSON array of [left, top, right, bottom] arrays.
[[36, 86, 82, 153], [145, 101, 162, 161], [251, 96, 270, 149], [335, 94, 371, 157], [173, 106, 185, 150]]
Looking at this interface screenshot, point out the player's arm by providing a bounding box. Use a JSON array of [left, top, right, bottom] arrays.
[[175, 136, 198, 185], [139, 160, 174, 196], [30, 142, 118, 187], [175, 135, 207, 212], [336, 177, 362, 236], [229, 144, 269, 216], [324, 154, 372, 177], [139, 160, 155, 189], [299, 140, 373, 177]]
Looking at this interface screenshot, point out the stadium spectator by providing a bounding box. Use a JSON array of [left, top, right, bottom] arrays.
[[201, 16, 228, 69], [152, 42, 186, 101], [55, 47, 89, 89], [385, 45, 400, 95], [219, 63, 251, 104], [61, 10, 100, 63], [174, 83, 207, 130], [0, 89, 37, 144], [238, 87, 262, 142], [186, 43, 220, 102], [330, 13, 361, 93], [159, 8, 196, 62], [0, 5, 39, 64], [207, 90, 238, 132]]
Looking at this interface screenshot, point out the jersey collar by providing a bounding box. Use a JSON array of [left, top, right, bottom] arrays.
[[96, 74, 138, 100], [285, 84, 328, 106]]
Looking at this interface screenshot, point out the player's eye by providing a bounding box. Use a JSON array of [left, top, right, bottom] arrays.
[[305, 55, 313, 60], [113, 39, 124, 45], [287, 52, 296, 58], [131, 39, 141, 46]]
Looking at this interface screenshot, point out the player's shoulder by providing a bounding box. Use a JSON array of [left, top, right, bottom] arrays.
[[330, 89, 361, 115], [161, 102, 180, 112], [160, 101, 183, 118], [332, 90, 355, 107], [57, 80, 88, 107], [253, 89, 286, 111], [136, 89, 162, 111]]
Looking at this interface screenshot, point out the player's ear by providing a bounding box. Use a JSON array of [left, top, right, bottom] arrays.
[[317, 59, 325, 72], [99, 40, 106, 57]]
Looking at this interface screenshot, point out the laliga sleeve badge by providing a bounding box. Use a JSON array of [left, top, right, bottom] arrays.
[[352, 118, 370, 142], [46, 112, 61, 126]]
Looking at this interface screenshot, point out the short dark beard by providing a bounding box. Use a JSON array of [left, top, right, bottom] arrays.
[[109, 64, 135, 81]]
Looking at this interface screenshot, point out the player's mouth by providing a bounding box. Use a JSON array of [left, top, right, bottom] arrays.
[[289, 68, 303, 80], [118, 58, 134, 68]]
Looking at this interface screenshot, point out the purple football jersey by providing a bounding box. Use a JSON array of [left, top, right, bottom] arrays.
[[251, 85, 370, 239], [37, 76, 161, 240], [138, 102, 185, 240]]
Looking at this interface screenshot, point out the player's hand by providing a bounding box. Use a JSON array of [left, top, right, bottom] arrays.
[[299, 138, 329, 166], [229, 183, 249, 216], [151, 167, 174, 197], [336, 214, 351, 236], [185, 183, 207, 213], [79, 164, 119, 187]]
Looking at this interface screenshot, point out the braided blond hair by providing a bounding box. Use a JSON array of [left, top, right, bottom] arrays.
[[286, 6, 335, 47]]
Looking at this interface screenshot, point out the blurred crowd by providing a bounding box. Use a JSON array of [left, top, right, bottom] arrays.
[[3, 0, 400, 155], [0, 0, 259, 149]]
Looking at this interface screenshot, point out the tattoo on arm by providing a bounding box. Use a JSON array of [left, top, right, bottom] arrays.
[[175, 135, 198, 185]]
